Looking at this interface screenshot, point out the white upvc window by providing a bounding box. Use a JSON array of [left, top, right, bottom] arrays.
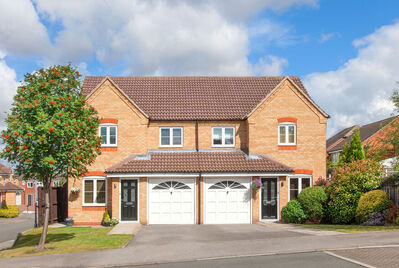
[[83, 177, 106, 206], [332, 152, 340, 163], [159, 127, 183, 147], [289, 176, 311, 201], [278, 123, 296, 145], [27, 181, 33, 188], [212, 127, 235, 147], [99, 124, 117, 147]]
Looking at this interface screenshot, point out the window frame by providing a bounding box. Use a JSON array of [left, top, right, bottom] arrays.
[[159, 127, 183, 147], [288, 176, 312, 201], [82, 177, 107, 206], [27, 194, 33, 207], [278, 122, 296, 146], [212, 126, 235, 147], [27, 181, 33, 188], [99, 123, 118, 147], [332, 152, 340, 163]]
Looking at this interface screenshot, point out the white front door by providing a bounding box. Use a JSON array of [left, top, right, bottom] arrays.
[[205, 178, 251, 224], [149, 178, 195, 224], [16, 192, 21, 205]]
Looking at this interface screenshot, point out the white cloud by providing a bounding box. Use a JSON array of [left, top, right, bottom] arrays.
[[319, 32, 340, 43], [304, 21, 399, 137], [0, 0, 51, 56], [253, 55, 288, 76]]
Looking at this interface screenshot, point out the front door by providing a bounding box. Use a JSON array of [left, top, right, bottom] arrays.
[[261, 178, 278, 220], [121, 180, 138, 221]]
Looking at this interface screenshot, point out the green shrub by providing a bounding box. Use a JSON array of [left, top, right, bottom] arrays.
[[1, 200, 7, 209], [298, 186, 327, 222], [0, 205, 20, 218], [326, 159, 384, 224], [102, 208, 110, 225], [281, 200, 307, 224], [395, 216, 399, 225], [356, 190, 392, 223]]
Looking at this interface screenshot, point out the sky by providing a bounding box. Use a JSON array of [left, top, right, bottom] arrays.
[[1, 0, 399, 162]]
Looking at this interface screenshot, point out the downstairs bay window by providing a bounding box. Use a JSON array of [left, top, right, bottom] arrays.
[[83, 177, 106, 206], [289, 177, 311, 200]]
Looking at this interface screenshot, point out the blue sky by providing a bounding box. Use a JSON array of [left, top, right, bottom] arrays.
[[1, 0, 399, 149]]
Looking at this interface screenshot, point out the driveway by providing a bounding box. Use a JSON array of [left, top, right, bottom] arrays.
[[0, 213, 34, 243]]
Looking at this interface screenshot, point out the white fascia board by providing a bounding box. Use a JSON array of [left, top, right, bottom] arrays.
[[107, 172, 293, 178]]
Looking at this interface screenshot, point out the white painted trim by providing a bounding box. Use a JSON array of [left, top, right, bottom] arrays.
[[211, 126, 236, 147], [203, 177, 252, 224], [82, 176, 107, 206], [107, 172, 293, 178], [278, 123, 296, 146], [119, 178, 140, 222], [287, 175, 312, 202], [99, 123, 118, 147], [259, 177, 280, 222], [159, 127, 183, 147]]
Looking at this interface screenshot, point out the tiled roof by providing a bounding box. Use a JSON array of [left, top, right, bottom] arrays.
[[327, 116, 397, 153], [0, 163, 12, 174], [326, 125, 358, 150], [83, 76, 312, 120], [106, 150, 293, 173], [0, 182, 24, 192]]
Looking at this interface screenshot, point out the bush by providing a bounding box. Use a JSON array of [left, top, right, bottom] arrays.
[[326, 159, 384, 224], [298, 186, 327, 222], [356, 190, 392, 223], [0, 205, 20, 218], [281, 200, 307, 224], [102, 208, 110, 226], [363, 210, 389, 226], [395, 216, 399, 225], [386, 205, 399, 224], [1, 200, 7, 209], [314, 177, 328, 187]]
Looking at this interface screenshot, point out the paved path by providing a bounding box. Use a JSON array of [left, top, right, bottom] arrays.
[[0, 224, 398, 267], [121, 252, 362, 268], [0, 214, 34, 243]]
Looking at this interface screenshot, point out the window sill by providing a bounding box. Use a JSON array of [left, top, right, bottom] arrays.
[[278, 145, 297, 150], [82, 204, 106, 207], [101, 147, 117, 151]]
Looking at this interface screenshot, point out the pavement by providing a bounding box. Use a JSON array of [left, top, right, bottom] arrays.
[[0, 223, 398, 267], [108, 222, 141, 235], [0, 213, 34, 250]]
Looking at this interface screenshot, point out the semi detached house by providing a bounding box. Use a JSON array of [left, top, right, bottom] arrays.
[[68, 76, 328, 225]]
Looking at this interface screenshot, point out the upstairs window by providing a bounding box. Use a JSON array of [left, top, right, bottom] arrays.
[[160, 127, 183, 147], [212, 127, 235, 147], [332, 152, 340, 163], [99, 124, 117, 147], [27, 182, 33, 188], [278, 123, 296, 145]]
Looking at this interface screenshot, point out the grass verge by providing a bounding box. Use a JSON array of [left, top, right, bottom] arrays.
[[0, 227, 132, 258], [298, 224, 399, 233]]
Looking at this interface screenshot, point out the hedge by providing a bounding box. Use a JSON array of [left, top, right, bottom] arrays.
[[0, 205, 20, 218], [356, 190, 392, 223]]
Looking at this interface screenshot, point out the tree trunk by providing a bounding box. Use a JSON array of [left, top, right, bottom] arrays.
[[36, 182, 50, 252]]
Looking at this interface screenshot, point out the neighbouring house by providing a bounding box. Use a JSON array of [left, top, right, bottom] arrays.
[[326, 116, 398, 171], [68, 76, 328, 225]]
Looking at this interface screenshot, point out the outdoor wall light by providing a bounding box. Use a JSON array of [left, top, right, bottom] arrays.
[[281, 181, 284, 187]]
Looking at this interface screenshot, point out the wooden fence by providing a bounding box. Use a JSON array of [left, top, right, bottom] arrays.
[[37, 184, 68, 227], [382, 184, 399, 206]]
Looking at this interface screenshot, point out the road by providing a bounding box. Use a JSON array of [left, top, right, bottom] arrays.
[[0, 213, 34, 243], [122, 252, 362, 268]]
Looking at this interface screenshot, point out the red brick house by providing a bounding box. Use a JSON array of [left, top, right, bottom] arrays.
[[327, 116, 398, 166], [68, 76, 328, 225]]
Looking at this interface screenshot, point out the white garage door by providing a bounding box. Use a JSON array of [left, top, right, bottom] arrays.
[[149, 178, 195, 224], [205, 178, 251, 224]]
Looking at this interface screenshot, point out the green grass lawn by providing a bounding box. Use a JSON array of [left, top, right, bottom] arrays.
[[0, 227, 132, 258], [298, 224, 399, 233]]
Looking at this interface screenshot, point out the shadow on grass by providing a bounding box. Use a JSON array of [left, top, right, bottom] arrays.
[[13, 233, 75, 249]]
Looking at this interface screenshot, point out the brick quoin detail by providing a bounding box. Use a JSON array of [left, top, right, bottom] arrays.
[[101, 147, 117, 151], [277, 117, 297, 123], [278, 145, 296, 150], [84, 171, 106, 177], [100, 118, 118, 124], [293, 169, 313, 175]]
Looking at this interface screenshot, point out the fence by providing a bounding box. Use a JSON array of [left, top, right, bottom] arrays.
[[37, 184, 68, 227], [382, 184, 399, 206]]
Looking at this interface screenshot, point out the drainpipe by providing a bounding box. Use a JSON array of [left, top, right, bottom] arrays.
[[196, 120, 201, 225]]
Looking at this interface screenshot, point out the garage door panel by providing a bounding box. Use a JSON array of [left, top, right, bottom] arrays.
[[205, 178, 251, 224], [149, 178, 195, 224]]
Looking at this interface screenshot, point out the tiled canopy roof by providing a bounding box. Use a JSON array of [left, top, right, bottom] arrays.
[[83, 76, 311, 120], [0, 163, 12, 174], [106, 150, 293, 173], [327, 116, 397, 153], [0, 182, 24, 192]]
